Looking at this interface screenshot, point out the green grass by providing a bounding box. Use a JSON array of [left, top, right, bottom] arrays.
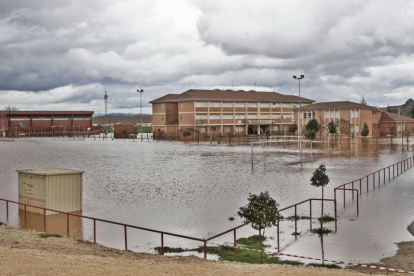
[[307, 263, 342, 269], [39, 233, 63, 238], [317, 215, 336, 222], [196, 235, 303, 266], [154, 246, 185, 254], [284, 215, 311, 221], [310, 227, 332, 235]]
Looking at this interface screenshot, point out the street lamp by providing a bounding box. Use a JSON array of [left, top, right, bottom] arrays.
[[137, 89, 144, 141], [293, 75, 304, 135]]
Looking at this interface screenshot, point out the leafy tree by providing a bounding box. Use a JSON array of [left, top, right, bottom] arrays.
[[288, 123, 298, 134], [411, 106, 414, 119], [306, 119, 319, 132], [238, 191, 280, 264], [361, 123, 369, 137], [310, 165, 330, 264], [306, 130, 316, 140], [327, 121, 337, 134], [386, 105, 391, 112]]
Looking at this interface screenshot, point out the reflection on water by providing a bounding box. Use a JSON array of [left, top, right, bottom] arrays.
[[0, 139, 413, 264]]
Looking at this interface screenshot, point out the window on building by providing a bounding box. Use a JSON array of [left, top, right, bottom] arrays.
[[235, 126, 244, 132], [209, 115, 220, 120], [330, 110, 335, 119], [161, 104, 164, 110], [223, 115, 234, 119], [196, 102, 207, 107], [180, 114, 183, 121], [335, 110, 340, 119], [235, 102, 245, 107], [308, 112, 312, 118], [225, 127, 231, 133], [209, 102, 220, 107], [284, 114, 292, 119], [260, 103, 270, 108], [259, 114, 270, 119], [313, 112, 316, 119], [247, 114, 257, 119], [325, 110, 330, 119], [222, 102, 233, 107], [247, 103, 257, 108], [272, 103, 280, 108], [282, 103, 291, 108], [180, 103, 183, 108], [271, 114, 281, 119], [196, 115, 207, 120], [162, 115, 164, 121], [272, 125, 279, 131], [354, 110, 359, 118], [235, 114, 245, 119], [198, 128, 205, 133], [304, 112, 307, 119]]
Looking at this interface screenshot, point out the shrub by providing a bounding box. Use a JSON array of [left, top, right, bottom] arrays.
[[361, 123, 369, 137], [182, 130, 191, 137], [306, 119, 320, 132], [288, 123, 298, 133]]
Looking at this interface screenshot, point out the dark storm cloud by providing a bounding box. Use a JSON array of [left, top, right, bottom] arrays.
[[1, 0, 414, 113]]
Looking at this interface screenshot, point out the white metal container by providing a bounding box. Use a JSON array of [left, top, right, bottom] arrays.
[[17, 168, 84, 215]]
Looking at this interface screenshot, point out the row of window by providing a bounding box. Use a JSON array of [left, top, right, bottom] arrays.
[[195, 114, 292, 120], [195, 102, 296, 108]]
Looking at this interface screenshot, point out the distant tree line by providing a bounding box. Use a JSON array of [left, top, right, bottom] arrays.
[[384, 98, 414, 118], [93, 114, 152, 124]]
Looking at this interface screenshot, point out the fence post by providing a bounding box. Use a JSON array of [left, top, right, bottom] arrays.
[[233, 229, 237, 255], [67, 214, 69, 237], [124, 226, 128, 250], [24, 205, 27, 224], [43, 209, 46, 227], [352, 182, 354, 200], [389, 167, 390, 182], [366, 176, 369, 193], [6, 200, 9, 219], [373, 173, 375, 190], [93, 219, 96, 243], [277, 213, 280, 252], [383, 169, 385, 185], [309, 200, 312, 230], [357, 191, 359, 216], [158, 233, 164, 255], [204, 241, 207, 259], [294, 205, 297, 236], [359, 179, 362, 196], [334, 198, 338, 232]]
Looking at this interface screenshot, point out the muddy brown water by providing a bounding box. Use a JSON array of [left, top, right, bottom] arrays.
[[0, 138, 413, 264]]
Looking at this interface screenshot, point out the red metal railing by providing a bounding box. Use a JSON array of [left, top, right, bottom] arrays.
[[0, 199, 206, 257], [0, 155, 413, 258]]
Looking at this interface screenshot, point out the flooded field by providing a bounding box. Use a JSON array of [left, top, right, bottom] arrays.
[[0, 138, 413, 264]]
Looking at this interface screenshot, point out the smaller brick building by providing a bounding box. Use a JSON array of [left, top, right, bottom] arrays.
[[378, 112, 414, 135], [114, 124, 138, 139]]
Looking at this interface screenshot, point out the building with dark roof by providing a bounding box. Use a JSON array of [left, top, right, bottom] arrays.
[[150, 89, 314, 139], [1, 110, 100, 138], [378, 111, 414, 135]]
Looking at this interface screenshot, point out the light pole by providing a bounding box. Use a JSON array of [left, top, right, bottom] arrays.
[[137, 89, 144, 141], [293, 75, 304, 136]]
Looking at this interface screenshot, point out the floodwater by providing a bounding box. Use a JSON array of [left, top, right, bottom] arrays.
[[0, 137, 413, 265]]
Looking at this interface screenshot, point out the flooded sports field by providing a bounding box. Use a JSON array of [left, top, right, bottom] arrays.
[[0, 138, 413, 264]]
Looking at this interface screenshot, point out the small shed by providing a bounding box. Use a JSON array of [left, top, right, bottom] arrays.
[[17, 168, 84, 215]]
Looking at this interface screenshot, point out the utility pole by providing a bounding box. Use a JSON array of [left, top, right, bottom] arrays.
[[293, 75, 305, 151], [104, 91, 108, 138]]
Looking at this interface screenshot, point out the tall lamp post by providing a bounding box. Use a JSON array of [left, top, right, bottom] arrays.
[[293, 75, 304, 135], [137, 89, 144, 141]]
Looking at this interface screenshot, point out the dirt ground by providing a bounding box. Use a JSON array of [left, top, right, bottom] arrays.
[[0, 225, 384, 276]]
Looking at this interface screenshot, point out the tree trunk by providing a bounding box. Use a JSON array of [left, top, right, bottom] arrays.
[[259, 227, 263, 264], [321, 185, 325, 264]]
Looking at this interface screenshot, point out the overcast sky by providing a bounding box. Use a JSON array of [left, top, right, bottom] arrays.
[[1, 0, 414, 114]]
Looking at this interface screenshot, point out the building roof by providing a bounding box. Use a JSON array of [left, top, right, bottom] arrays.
[[379, 112, 414, 123], [294, 101, 377, 111], [7, 111, 94, 116], [16, 168, 84, 176], [150, 89, 314, 103]]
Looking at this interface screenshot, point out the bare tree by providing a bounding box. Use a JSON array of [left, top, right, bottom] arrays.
[[3, 105, 19, 111]]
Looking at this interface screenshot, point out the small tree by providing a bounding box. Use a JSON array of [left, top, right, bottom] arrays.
[[411, 106, 414, 119], [361, 123, 369, 137], [288, 123, 298, 134], [182, 130, 191, 137], [327, 121, 337, 134], [310, 165, 330, 264], [306, 119, 319, 132], [238, 191, 279, 264], [387, 105, 391, 112]]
